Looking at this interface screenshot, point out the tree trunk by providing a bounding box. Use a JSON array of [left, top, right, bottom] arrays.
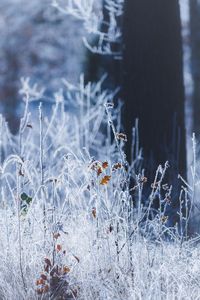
[[190, 0, 200, 138], [123, 0, 186, 189]]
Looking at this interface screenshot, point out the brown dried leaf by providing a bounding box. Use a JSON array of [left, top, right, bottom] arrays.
[[44, 258, 52, 267], [97, 167, 102, 176], [102, 161, 108, 169], [56, 244, 62, 252], [63, 266, 70, 274], [92, 207, 96, 218], [40, 274, 47, 281], [100, 175, 111, 185]]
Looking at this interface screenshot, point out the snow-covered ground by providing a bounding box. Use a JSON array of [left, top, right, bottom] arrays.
[[0, 78, 199, 299], [0, 1, 200, 299]]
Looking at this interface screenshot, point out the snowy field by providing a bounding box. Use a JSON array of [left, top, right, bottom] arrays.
[[0, 78, 199, 300], [0, 1, 200, 299]]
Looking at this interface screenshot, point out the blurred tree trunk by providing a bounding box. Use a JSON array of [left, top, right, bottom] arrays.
[[190, 0, 200, 138], [123, 0, 186, 191], [0, 50, 19, 134]]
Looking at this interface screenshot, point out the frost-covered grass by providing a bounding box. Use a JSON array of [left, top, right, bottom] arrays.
[[0, 78, 199, 300]]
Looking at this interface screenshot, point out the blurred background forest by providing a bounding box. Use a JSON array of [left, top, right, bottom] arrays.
[[0, 0, 199, 185]]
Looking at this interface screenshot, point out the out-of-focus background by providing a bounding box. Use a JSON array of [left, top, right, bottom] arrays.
[[0, 0, 86, 132], [0, 0, 198, 160]]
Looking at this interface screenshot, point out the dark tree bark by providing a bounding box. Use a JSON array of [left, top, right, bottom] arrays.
[[190, 0, 200, 138], [123, 1, 187, 190]]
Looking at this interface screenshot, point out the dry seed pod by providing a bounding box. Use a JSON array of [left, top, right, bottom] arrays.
[[161, 216, 168, 223], [112, 163, 122, 171], [105, 102, 114, 109], [53, 232, 60, 240], [139, 176, 147, 184], [116, 133, 127, 142]]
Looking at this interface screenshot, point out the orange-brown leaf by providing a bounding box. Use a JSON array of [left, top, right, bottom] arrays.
[[100, 175, 111, 185], [36, 279, 45, 286]]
